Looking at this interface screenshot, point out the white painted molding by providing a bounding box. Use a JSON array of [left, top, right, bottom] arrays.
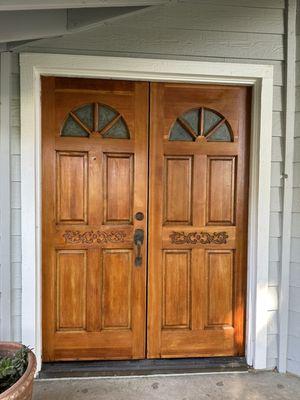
[[20, 52, 273, 371], [0, 52, 11, 340], [278, 0, 297, 373]]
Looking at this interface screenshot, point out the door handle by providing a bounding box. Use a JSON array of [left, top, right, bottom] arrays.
[[134, 229, 144, 267]]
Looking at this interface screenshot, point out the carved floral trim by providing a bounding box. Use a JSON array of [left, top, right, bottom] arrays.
[[63, 230, 126, 244], [169, 231, 229, 245]]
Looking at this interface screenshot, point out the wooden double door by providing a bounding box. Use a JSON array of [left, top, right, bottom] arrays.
[[42, 77, 251, 362]]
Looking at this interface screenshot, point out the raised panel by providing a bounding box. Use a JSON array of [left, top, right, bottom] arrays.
[[101, 249, 132, 330], [162, 250, 191, 329], [104, 153, 133, 224], [164, 156, 192, 225], [206, 250, 233, 328], [56, 151, 88, 224], [56, 250, 87, 331], [207, 156, 235, 225]]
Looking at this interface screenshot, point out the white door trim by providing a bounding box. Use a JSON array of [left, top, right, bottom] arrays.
[[20, 52, 273, 372]]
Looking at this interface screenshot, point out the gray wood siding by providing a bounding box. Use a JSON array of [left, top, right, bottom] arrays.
[[288, 2, 300, 376], [10, 54, 21, 342], [6, 0, 285, 367]]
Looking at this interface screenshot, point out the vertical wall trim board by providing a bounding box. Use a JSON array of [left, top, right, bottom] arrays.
[[279, 0, 297, 373], [0, 52, 11, 340]]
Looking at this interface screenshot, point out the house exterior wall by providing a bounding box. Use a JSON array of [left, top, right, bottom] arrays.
[[10, 54, 22, 343], [288, 0, 300, 376], [0, 53, 21, 342], [0, 0, 288, 369]]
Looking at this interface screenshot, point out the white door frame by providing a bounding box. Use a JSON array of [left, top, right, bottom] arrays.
[[20, 52, 273, 372]]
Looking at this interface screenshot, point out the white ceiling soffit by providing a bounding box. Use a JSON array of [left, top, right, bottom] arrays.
[[0, 0, 168, 11]]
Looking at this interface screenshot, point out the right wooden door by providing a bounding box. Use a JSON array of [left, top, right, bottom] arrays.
[[148, 82, 251, 358]]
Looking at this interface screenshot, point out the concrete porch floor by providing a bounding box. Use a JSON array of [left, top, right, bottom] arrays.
[[33, 371, 300, 400]]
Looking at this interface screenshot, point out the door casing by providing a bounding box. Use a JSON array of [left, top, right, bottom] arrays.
[[20, 53, 273, 372]]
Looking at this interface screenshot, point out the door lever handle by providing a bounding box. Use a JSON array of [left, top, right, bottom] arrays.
[[134, 229, 144, 267]]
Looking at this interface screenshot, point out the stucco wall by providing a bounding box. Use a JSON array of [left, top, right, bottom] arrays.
[[2, 0, 287, 369]]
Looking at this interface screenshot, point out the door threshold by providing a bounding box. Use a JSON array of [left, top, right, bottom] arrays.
[[38, 357, 248, 379]]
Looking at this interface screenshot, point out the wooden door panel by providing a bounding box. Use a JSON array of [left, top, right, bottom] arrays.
[[162, 250, 191, 329], [42, 77, 148, 361], [56, 151, 88, 224], [206, 250, 234, 327], [101, 249, 132, 330], [163, 156, 193, 225], [103, 153, 133, 224], [207, 157, 236, 225], [148, 82, 251, 358], [56, 250, 87, 331]]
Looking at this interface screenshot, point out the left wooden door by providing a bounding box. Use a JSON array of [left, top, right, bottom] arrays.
[[42, 77, 149, 361]]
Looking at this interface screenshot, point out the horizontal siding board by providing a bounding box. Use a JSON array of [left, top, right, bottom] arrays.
[[291, 238, 300, 263], [10, 128, 20, 155], [10, 155, 20, 182], [290, 287, 300, 312], [115, 4, 285, 35], [271, 164, 283, 188], [270, 212, 282, 237], [290, 262, 300, 287], [273, 112, 284, 137], [10, 99, 20, 128], [294, 138, 300, 161], [11, 288, 21, 316], [293, 163, 300, 186], [287, 335, 300, 361], [272, 137, 283, 162], [273, 86, 283, 111], [11, 263, 21, 290], [23, 28, 285, 61], [296, 87, 300, 111], [11, 182, 21, 209], [293, 188, 300, 212], [268, 287, 279, 311], [296, 61, 300, 83], [11, 315, 21, 342], [269, 261, 280, 286], [289, 311, 300, 337], [292, 213, 300, 237], [287, 359, 300, 375], [267, 334, 278, 359], [11, 209, 21, 236], [294, 112, 300, 136], [189, 0, 285, 9], [270, 238, 282, 262], [268, 310, 278, 334], [11, 236, 21, 263], [271, 188, 283, 212]]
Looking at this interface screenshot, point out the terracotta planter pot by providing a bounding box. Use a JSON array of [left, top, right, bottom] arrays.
[[0, 342, 36, 400]]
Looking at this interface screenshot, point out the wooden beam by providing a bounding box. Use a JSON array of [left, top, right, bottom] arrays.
[[0, 0, 167, 11]]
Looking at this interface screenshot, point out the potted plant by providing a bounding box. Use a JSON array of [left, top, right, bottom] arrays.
[[0, 342, 36, 400]]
